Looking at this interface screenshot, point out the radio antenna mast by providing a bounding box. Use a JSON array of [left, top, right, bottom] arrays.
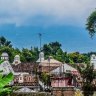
[[38, 33, 42, 52]]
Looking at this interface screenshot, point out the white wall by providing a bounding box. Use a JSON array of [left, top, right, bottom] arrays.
[[0, 61, 14, 74], [90, 54, 96, 69]]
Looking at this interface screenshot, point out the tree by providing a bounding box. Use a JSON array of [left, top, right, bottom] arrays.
[[40, 72, 50, 90], [30, 47, 39, 62], [43, 41, 62, 58], [43, 44, 52, 57], [0, 36, 12, 47], [49, 41, 61, 55], [0, 36, 91, 64], [86, 10, 96, 37], [68, 52, 88, 64], [77, 63, 96, 96], [54, 49, 67, 63], [22, 48, 32, 62]]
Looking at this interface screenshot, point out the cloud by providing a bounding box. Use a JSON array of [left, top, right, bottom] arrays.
[[0, 0, 96, 27]]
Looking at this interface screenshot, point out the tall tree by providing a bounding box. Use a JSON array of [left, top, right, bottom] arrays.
[[30, 47, 39, 61], [22, 48, 32, 62], [49, 41, 61, 55], [43, 41, 62, 58]]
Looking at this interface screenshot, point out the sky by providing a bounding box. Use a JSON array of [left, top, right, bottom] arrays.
[[0, 0, 96, 53]]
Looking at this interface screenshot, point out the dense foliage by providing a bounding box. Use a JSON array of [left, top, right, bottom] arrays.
[[77, 63, 96, 96], [86, 10, 96, 37], [0, 36, 94, 64]]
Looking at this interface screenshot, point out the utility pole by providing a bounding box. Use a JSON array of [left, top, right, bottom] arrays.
[[38, 33, 42, 91], [38, 33, 42, 63]]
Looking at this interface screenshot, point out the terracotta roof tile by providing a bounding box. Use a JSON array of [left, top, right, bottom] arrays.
[[12, 62, 38, 73]]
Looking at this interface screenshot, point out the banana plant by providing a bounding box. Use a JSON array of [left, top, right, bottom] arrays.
[[0, 60, 14, 96]]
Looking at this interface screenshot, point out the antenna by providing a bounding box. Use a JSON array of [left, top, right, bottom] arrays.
[[38, 33, 42, 52]]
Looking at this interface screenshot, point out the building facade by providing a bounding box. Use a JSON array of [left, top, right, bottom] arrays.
[[90, 54, 96, 69]]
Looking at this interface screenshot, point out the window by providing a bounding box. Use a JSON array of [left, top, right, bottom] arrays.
[[20, 77, 22, 80], [93, 56, 95, 59], [29, 77, 31, 81]]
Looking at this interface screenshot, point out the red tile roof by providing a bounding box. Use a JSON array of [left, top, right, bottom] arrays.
[[12, 62, 38, 73]]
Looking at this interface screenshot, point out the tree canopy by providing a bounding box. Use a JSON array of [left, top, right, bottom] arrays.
[[0, 36, 12, 47], [77, 64, 96, 96], [0, 36, 92, 64], [86, 10, 96, 37]]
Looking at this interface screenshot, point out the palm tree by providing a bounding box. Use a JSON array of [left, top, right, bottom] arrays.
[[0, 36, 12, 47]]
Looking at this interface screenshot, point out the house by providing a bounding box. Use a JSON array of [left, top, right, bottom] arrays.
[[36, 52, 79, 88], [51, 63, 79, 75], [50, 54, 96, 88], [12, 60, 39, 91], [50, 63, 80, 96], [37, 53, 62, 73], [51, 63, 79, 88], [0, 53, 39, 92], [13, 74, 39, 91]]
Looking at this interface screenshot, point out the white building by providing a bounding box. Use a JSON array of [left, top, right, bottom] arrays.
[[12, 55, 21, 65], [0, 53, 28, 75], [90, 54, 96, 69], [1, 52, 9, 61], [36, 52, 44, 63], [0, 61, 14, 74]]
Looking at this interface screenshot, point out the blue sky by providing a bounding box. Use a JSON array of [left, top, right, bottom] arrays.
[[0, 0, 96, 53]]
